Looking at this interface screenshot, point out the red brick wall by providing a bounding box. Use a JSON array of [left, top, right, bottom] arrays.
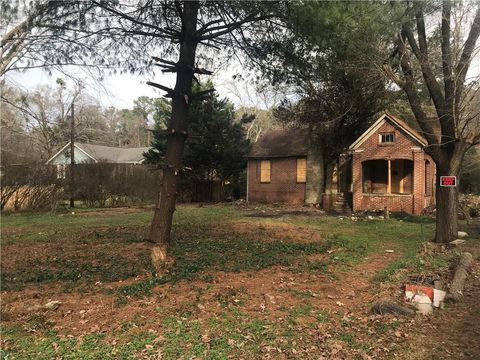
[[351, 121, 436, 215], [247, 158, 306, 204], [356, 194, 414, 213], [359, 122, 415, 160]]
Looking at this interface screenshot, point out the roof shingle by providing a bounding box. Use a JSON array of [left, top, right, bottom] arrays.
[[248, 128, 309, 158], [75, 143, 149, 163]]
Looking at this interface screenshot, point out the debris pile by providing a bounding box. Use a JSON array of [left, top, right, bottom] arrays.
[[405, 283, 446, 314]]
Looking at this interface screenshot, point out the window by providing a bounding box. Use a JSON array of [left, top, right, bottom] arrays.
[[380, 133, 395, 144], [56, 164, 66, 179], [260, 160, 271, 183], [296, 158, 307, 183]]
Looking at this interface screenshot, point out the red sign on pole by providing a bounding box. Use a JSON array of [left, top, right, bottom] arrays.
[[440, 176, 456, 187]]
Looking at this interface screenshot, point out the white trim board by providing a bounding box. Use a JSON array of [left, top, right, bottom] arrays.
[[349, 113, 427, 151], [45, 141, 98, 164]]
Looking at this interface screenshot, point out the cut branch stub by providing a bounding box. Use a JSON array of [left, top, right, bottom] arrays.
[[150, 56, 213, 74], [151, 56, 176, 66], [156, 65, 178, 73], [146, 81, 176, 97], [192, 66, 213, 75]]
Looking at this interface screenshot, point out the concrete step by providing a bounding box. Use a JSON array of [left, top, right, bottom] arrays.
[[334, 202, 350, 207]]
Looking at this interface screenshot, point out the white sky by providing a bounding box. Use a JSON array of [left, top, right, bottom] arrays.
[[2, 2, 479, 112], [3, 64, 262, 110]]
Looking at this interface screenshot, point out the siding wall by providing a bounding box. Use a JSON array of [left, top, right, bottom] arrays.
[[50, 148, 94, 165]]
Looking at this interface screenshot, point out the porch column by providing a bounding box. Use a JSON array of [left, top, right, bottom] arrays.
[[412, 150, 425, 214], [331, 162, 338, 193], [351, 152, 362, 212], [387, 159, 391, 194]]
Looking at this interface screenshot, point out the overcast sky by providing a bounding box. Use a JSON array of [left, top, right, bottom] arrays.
[[3, 62, 265, 110]]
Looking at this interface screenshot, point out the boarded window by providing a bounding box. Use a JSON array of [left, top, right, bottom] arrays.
[[380, 133, 395, 143], [296, 158, 307, 183], [260, 160, 271, 183]]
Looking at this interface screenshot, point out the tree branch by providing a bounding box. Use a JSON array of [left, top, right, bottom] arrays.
[[92, 1, 180, 38], [455, 6, 480, 113], [441, 1, 454, 113], [198, 14, 271, 40], [396, 32, 442, 159], [403, 17, 446, 117], [146, 81, 177, 98]]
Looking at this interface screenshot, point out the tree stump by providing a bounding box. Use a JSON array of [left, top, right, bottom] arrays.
[[151, 245, 175, 276]]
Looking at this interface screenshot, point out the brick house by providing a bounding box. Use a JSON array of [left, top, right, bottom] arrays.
[[247, 128, 309, 204], [247, 113, 436, 214]]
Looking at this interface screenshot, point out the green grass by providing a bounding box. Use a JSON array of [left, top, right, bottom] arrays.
[[2, 205, 436, 296], [1, 204, 443, 359], [0, 326, 157, 360]]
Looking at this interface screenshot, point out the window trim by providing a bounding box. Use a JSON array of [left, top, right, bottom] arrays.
[[379, 132, 395, 145]]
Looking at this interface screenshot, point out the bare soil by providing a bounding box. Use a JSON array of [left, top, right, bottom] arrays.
[[1, 207, 479, 359]]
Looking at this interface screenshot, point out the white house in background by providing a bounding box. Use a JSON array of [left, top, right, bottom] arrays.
[[46, 141, 150, 178]]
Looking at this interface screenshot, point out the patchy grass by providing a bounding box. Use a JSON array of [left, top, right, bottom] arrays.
[[2, 204, 477, 359], [1, 325, 158, 360]]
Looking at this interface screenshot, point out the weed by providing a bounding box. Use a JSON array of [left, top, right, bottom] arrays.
[[117, 277, 159, 298], [283, 288, 316, 299], [338, 331, 359, 348], [290, 259, 329, 274], [291, 304, 312, 317], [315, 311, 329, 323], [374, 320, 400, 334]]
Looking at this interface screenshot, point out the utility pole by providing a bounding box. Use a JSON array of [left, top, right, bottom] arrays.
[[69, 102, 75, 208]]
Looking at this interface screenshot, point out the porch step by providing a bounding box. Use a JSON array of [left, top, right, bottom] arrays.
[[332, 202, 351, 213], [328, 192, 352, 215], [331, 208, 352, 215]]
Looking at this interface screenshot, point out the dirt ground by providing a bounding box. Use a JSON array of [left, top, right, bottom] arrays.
[[1, 206, 479, 359]]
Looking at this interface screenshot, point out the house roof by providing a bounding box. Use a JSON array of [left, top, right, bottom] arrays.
[[349, 112, 427, 150], [248, 128, 309, 158], [77, 143, 150, 163], [47, 142, 150, 164]]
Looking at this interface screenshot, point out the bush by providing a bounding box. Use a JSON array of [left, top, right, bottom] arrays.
[[1, 165, 62, 212], [71, 163, 161, 207], [1, 163, 160, 211]]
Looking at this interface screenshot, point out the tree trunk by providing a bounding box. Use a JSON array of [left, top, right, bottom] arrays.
[[434, 167, 459, 243], [149, 1, 199, 274]]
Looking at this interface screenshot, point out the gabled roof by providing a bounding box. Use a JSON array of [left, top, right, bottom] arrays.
[[349, 112, 427, 150], [46, 142, 150, 164], [248, 128, 309, 158]]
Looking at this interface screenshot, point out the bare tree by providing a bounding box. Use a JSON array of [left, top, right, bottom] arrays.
[[0, 81, 106, 160], [223, 79, 286, 142], [383, 1, 480, 242]]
